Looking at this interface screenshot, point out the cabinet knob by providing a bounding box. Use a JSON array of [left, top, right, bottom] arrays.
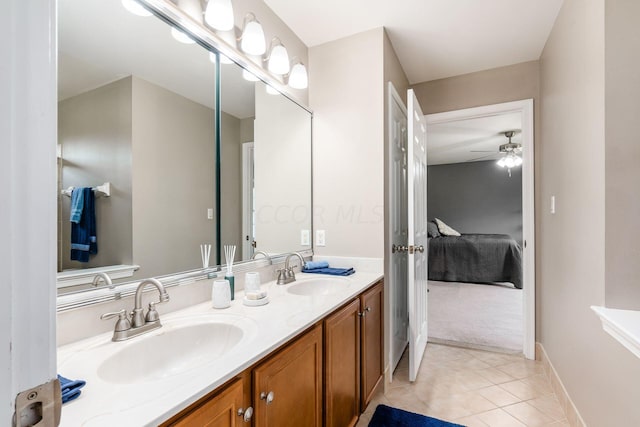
[[238, 406, 253, 422], [260, 391, 275, 405], [365, 306, 372, 312]]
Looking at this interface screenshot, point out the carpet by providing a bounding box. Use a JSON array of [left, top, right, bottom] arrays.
[[428, 280, 523, 353], [369, 404, 464, 427]]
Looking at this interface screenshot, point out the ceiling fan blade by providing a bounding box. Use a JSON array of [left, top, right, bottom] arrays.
[[468, 153, 499, 162]]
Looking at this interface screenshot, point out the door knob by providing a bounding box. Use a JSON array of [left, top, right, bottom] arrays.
[[392, 244, 408, 253], [408, 245, 425, 254]]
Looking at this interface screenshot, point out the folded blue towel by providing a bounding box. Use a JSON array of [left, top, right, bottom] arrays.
[[70, 187, 97, 263], [302, 267, 355, 276], [303, 261, 330, 270], [69, 188, 84, 224], [58, 375, 86, 404]]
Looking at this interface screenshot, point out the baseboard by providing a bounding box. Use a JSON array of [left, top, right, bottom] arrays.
[[428, 337, 522, 355], [536, 343, 587, 427]]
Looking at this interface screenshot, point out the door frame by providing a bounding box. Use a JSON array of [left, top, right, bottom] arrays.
[[241, 142, 255, 259], [425, 99, 536, 360]]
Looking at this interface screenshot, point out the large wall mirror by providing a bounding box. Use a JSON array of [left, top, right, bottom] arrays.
[[57, 0, 312, 296]]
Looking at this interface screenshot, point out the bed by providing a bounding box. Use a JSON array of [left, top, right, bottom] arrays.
[[428, 233, 523, 289]]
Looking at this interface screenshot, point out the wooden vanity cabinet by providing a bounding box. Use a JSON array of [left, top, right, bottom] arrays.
[[253, 324, 323, 427], [162, 377, 249, 427], [324, 299, 361, 427], [360, 280, 384, 410]]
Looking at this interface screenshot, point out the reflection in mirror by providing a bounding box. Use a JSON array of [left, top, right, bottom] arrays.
[[57, 0, 217, 293], [220, 63, 312, 262]]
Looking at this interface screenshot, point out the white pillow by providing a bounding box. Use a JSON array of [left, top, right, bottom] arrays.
[[434, 218, 461, 236]]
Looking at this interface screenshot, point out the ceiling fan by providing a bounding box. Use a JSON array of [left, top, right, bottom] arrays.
[[469, 130, 522, 176]]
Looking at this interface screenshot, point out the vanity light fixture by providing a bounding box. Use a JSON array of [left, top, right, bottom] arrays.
[[265, 38, 290, 75], [204, 0, 234, 31], [209, 52, 233, 64], [172, 27, 196, 44], [287, 60, 308, 89], [240, 13, 266, 56], [242, 69, 260, 82], [121, 0, 152, 16], [265, 85, 280, 95]]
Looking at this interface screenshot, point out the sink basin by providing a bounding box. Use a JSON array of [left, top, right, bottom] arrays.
[[286, 277, 350, 296], [97, 317, 254, 384]]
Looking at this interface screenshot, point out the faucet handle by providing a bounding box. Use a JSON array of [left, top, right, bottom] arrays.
[[145, 302, 160, 323], [100, 309, 131, 332]]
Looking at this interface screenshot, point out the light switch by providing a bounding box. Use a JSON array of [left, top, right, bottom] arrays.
[[316, 230, 326, 247], [550, 196, 556, 214], [300, 230, 310, 246]]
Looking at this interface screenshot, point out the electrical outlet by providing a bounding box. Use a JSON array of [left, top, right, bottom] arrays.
[[207, 208, 214, 220], [300, 229, 310, 246], [316, 230, 326, 247]]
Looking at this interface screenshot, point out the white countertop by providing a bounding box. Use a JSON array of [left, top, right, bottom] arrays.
[[58, 271, 383, 426]]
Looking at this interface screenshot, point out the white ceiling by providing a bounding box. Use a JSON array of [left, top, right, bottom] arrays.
[[426, 112, 522, 165], [263, 0, 563, 84]]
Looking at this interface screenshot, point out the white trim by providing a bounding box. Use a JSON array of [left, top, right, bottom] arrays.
[[592, 306, 640, 359], [241, 142, 255, 260], [425, 99, 536, 360], [56, 264, 140, 288]]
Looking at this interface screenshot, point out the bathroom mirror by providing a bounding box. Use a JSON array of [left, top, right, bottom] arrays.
[[57, 0, 313, 296], [219, 64, 312, 262]]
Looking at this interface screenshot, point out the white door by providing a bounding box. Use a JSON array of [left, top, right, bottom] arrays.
[[387, 84, 409, 373], [241, 142, 255, 259], [407, 89, 429, 382]]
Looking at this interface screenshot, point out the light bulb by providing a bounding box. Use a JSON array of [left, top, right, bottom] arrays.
[[241, 16, 266, 55], [205, 0, 234, 31], [267, 42, 290, 75], [288, 62, 308, 89], [171, 27, 196, 44], [121, 0, 152, 16], [266, 85, 279, 95], [504, 156, 516, 168], [242, 69, 260, 82], [514, 155, 523, 166], [497, 157, 506, 168]]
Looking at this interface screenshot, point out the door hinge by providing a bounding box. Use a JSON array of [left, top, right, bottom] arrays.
[[14, 378, 61, 427]]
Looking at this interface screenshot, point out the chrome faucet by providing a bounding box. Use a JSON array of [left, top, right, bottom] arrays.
[[251, 250, 272, 264], [276, 252, 306, 285], [100, 278, 170, 341], [92, 272, 114, 289]]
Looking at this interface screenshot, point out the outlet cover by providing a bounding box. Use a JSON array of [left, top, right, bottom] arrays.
[[316, 230, 326, 247]]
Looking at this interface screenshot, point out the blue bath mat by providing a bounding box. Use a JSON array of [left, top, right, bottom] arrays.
[[369, 404, 465, 427]]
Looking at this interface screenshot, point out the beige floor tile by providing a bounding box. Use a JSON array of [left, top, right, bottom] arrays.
[[499, 379, 552, 401], [475, 367, 518, 385], [476, 408, 527, 427], [496, 360, 545, 379], [472, 351, 525, 367], [451, 370, 495, 391], [526, 395, 567, 421], [454, 414, 490, 427], [503, 401, 556, 426], [477, 385, 522, 407]]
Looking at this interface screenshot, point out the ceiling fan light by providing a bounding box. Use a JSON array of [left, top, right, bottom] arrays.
[[240, 15, 266, 56], [514, 155, 523, 166], [497, 157, 506, 168], [121, 0, 152, 17], [288, 62, 308, 89], [204, 0, 234, 31]]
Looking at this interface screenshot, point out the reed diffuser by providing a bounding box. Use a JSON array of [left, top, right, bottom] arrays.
[[224, 245, 236, 300]]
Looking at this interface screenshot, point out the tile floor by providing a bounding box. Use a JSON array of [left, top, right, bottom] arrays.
[[356, 343, 569, 427]]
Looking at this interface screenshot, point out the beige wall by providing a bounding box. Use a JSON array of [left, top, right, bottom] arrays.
[[604, 0, 640, 309], [220, 111, 243, 259], [310, 28, 385, 258], [132, 77, 216, 278], [539, 0, 640, 425], [58, 77, 134, 271]]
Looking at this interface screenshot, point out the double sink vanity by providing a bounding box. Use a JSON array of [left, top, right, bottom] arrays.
[[58, 269, 384, 426]]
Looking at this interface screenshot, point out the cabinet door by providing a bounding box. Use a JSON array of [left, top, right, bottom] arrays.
[[325, 299, 361, 427], [253, 324, 323, 427], [361, 281, 384, 410], [170, 378, 245, 427]]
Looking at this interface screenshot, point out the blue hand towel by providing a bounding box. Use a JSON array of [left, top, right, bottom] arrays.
[[70, 187, 97, 262], [302, 267, 355, 276], [58, 375, 86, 404], [303, 260, 329, 270], [69, 188, 84, 224]]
